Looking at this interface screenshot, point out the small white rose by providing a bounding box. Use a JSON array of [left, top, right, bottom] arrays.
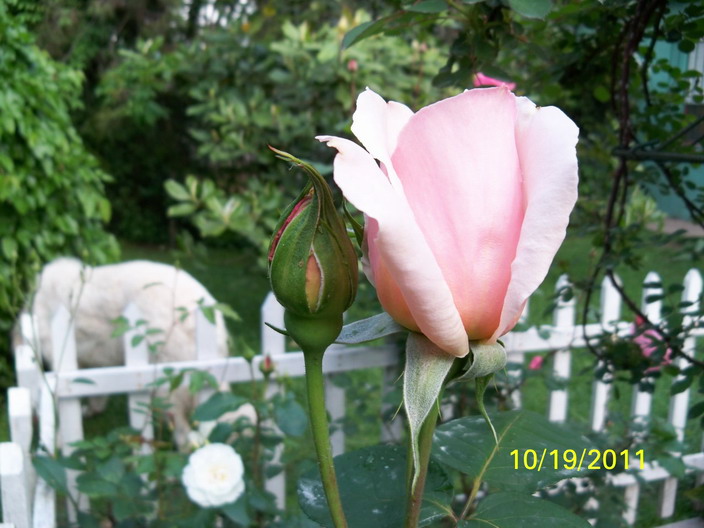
[[182, 443, 245, 508]]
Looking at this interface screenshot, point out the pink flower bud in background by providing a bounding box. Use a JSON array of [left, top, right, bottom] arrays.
[[347, 59, 359, 72], [528, 355, 544, 370], [473, 72, 517, 91], [631, 317, 673, 373], [318, 87, 578, 357], [259, 354, 274, 378]]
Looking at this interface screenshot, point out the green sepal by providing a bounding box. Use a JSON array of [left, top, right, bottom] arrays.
[[453, 340, 507, 382], [449, 340, 506, 448], [264, 322, 290, 337], [342, 198, 364, 249], [403, 332, 455, 490], [475, 374, 498, 444], [335, 312, 406, 344]]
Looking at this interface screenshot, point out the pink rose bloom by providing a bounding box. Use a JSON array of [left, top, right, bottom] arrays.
[[528, 355, 544, 370], [632, 316, 672, 372], [318, 87, 578, 357], [474, 72, 517, 91]]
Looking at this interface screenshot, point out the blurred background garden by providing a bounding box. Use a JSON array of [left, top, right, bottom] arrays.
[[1, 0, 704, 526]]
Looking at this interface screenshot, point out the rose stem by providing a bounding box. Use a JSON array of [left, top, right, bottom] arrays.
[[303, 346, 349, 528], [404, 402, 440, 528]]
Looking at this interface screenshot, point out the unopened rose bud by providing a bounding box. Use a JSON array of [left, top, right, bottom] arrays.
[[259, 354, 275, 378], [347, 59, 358, 72], [268, 148, 358, 353], [528, 355, 544, 370]]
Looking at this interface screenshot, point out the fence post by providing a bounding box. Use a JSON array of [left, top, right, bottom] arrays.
[[591, 275, 621, 432], [122, 303, 154, 454], [631, 272, 661, 423], [195, 306, 221, 361], [8, 388, 35, 497], [260, 293, 286, 509], [659, 269, 702, 518], [0, 443, 32, 528], [195, 307, 221, 406], [16, 313, 41, 408], [622, 271, 663, 525], [50, 305, 85, 519], [504, 301, 529, 410], [14, 348, 40, 411], [34, 383, 56, 528], [19, 313, 37, 348], [548, 275, 575, 423], [325, 370, 346, 457]]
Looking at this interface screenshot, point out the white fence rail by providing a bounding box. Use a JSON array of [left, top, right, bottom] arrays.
[[2, 270, 703, 527]]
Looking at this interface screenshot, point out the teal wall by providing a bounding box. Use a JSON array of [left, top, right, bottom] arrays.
[[648, 41, 703, 220]]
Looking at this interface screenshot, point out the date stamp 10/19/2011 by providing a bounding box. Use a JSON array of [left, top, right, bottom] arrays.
[[510, 448, 646, 472]]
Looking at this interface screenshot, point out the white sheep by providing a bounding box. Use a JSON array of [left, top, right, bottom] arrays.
[[28, 257, 253, 449]]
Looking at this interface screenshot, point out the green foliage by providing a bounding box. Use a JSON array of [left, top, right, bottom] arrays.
[[298, 412, 595, 527], [0, 3, 117, 371], [273, 392, 308, 437], [88, 9, 450, 245], [458, 492, 589, 528], [193, 391, 248, 422], [165, 175, 283, 261], [32, 370, 322, 527], [432, 411, 595, 494], [297, 444, 453, 527], [34, 455, 69, 495]]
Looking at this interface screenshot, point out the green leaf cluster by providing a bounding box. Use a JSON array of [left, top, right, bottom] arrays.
[[0, 3, 118, 371], [81, 7, 451, 245], [297, 411, 594, 526]]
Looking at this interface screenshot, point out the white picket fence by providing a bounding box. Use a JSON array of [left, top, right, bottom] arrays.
[[1, 270, 703, 528]]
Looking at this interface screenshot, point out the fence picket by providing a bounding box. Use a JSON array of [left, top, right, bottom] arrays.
[[591, 275, 621, 432], [548, 275, 575, 423], [631, 271, 663, 422], [261, 293, 285, 358], [194, 307, 222, 408], [14, 344, 39, 411], [33, 384, 56, 528], [506, 352, 524, 409], [380, 364, 403, 443], [17, 313, 42, 409], [8, 388, 34, 498], [506, 298, 529, 410], [621, 272, 663, 525], [49, 305, 85, 519], [195, 306, 220, 361], [660, 270, 703, 518], [260, 293, 286, 509], [0, 443, 32, 528], [19, 313, 38, 352], [325, 375, 346, 457], [122, 303, 154, 454]]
